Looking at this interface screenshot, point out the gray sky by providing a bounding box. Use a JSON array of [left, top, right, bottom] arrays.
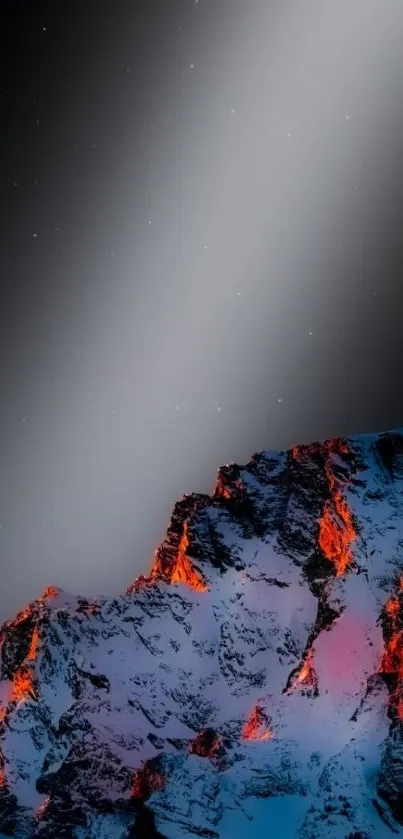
[[1, 0, 403, 622]]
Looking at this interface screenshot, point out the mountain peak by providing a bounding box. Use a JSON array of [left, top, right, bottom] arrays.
[[1, 428, 403, 837]]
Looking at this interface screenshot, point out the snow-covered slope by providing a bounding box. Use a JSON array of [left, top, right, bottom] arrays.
[[1, 429, 403, 838]]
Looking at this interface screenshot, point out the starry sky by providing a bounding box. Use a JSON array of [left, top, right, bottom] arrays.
[[1, 0, 403, 621]]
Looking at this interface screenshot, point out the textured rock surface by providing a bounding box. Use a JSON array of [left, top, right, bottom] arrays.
[[1, 429, 403, 837]]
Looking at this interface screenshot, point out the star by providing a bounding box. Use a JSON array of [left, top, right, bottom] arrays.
[[277, 398, 283, 404], [189, 64, 195, 69], [308, 330, 313, 336], [32, 233, 38, 238]]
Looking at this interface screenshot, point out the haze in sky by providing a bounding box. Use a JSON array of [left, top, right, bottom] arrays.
[[1, 0, 403, 621]]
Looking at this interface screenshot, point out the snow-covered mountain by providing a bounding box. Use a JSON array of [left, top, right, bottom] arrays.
[[1, 429, 403, 839]]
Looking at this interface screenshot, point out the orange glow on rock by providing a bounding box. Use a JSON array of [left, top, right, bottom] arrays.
[[291, 439, 348, 462], [10, 666, 37, 703], [382, 632, 403, 677], [27, 627, 40, 662], [297, 649, 315, 684], [316, 441, 355, 576], [291, 438, 356, 576], [10, 606, 33, 626], [41, 585, 60, 600], [318, 482, 356, 577], [242, 704, 272, 741], [287, 648, 318, 695], [215, 478, 232, 501], [169, 526, 207, 592], [380, 581, 403, 720], [0, 767, 6, 788], [132, 762, 165, 802], [150, 522, 207, 592], [386, 597, 400, 621], [190, 728, 224, 759], [169, 551, 205, 589]]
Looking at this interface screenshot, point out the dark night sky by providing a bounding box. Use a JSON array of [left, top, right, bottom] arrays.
[[1, 0, 403, 621]]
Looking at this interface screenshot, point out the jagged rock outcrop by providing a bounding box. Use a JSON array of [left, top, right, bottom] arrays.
[[1, 429, 403, 837]]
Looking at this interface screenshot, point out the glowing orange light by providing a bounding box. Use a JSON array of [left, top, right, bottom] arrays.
[[286, 648, 318, 695], [190, 729, 223, 759], [132, 763, 165, 802], [27, 627, 39, 662], [314, 441, 356, 577], [215, 480, 232, 500], [10, 667, 37, 703], [386, 597, 400, 620], [242, 704, 272, 741], [11, 607, 33, 626], [291, 438, 349, 462], [380, 581, 403, 720], [292, 438, 356, 576], [41, 585, 59, 600], [150, 522, 207, 592], [297, 649, 315, 684], [318, 490, 355, 577], [169, 525, 207, 592]]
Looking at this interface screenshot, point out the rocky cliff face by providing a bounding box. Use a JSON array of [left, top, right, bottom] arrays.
[[1, 429, 403, 838]]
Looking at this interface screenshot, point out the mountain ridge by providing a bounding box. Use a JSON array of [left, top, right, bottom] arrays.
[[1, 427, 403, 838]]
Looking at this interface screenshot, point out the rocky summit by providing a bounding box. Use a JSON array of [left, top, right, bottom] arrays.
[[1, 429, 403, 838]]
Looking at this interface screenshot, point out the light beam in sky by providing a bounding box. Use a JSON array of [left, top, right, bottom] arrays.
[[1, 0, 403, 620]]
